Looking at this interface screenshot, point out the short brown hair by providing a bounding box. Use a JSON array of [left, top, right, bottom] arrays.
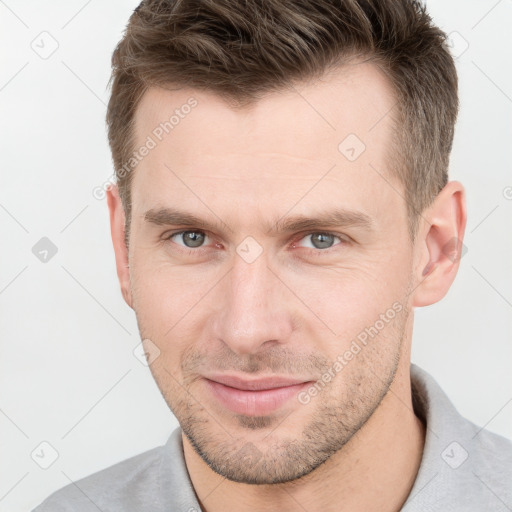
[[106, 0, 458, 242]]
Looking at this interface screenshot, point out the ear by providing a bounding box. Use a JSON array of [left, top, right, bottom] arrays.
[[106, 184, 133, 309], [411, 181, 467, 307]]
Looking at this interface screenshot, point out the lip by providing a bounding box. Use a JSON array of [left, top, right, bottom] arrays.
[[203, 375, 313, 416], [205, 374, 308, 391]]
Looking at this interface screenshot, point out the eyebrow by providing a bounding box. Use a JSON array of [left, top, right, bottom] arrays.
[[143, 207, 374, 235]]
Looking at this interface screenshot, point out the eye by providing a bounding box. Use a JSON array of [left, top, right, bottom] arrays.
[[167, 230, 211, 249], [294, 232, 344, 251], [163, 230, 347, 256]]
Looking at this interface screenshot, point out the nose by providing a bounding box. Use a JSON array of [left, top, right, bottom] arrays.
[[210, 253, 294, 355]]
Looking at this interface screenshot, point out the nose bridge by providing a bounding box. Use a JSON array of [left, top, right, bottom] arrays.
[[211, 253, 292, 355]]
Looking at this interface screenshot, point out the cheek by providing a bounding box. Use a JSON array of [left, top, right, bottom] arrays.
[[131, 264, 212, 392], [281, 256, 408, 340], [130, 257, 218, 343]]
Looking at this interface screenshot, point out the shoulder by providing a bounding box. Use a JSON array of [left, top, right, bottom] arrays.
[[430, 418, 512, 511], [405, 364, 512, 511], [32, 444, 165, 512], [468, 421, 512, 490]]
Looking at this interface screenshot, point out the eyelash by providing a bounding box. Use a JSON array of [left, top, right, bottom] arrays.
[[162, 230, 348, 256]]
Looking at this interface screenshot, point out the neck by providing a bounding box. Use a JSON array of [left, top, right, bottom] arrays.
[[182, 355, 426, 512]]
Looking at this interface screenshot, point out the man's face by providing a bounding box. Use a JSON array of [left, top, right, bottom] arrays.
[[127, 62, 417, 484]]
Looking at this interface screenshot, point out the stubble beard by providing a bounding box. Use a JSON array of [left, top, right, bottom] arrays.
[[136, 302, 409, 485]]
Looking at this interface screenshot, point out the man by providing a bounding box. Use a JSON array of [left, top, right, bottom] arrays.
[[34, 0, 512, 511]]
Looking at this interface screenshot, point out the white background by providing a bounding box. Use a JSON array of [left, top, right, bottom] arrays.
[[0, 1, 511, 511]]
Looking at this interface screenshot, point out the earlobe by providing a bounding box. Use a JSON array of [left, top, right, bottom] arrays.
[[106, 185, 133, 309], [411, 181, 467, 308]]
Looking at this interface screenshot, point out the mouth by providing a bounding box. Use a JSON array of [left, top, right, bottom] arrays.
[[203, 374, 313, 416]]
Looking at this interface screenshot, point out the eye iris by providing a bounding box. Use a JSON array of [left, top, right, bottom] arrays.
[[183, 231, 205, 248], [311, 233, 335, 249]]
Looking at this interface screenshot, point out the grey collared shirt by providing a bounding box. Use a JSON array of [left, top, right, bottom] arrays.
[[33, 364, 512, 511]]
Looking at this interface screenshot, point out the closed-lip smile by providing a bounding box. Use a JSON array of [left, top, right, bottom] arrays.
[[202, 374, 314, 416]]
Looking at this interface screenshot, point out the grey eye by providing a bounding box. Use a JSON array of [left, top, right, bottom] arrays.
[[171, 231, 208, 248], [297, 233, 341, 250]]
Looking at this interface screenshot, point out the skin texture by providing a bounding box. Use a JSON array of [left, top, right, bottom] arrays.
[[107, 61, 466, 512]]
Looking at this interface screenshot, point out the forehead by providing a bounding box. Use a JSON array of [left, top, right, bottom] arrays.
[[134, 60, 396, 158], [130, 61, 404, 232]]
